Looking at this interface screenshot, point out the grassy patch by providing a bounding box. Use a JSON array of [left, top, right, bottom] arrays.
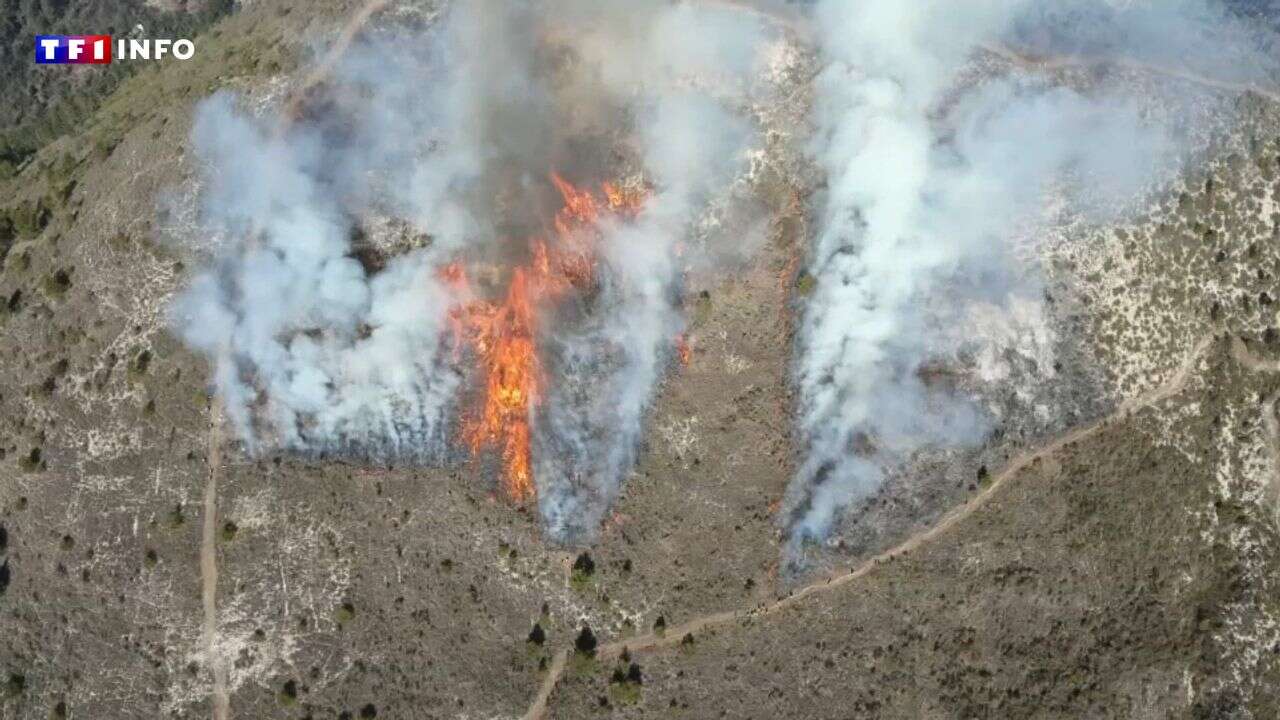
[[608, 680, 641, 706]]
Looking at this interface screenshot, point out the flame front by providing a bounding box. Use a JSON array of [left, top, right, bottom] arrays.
[[449, 174, 647, 502]]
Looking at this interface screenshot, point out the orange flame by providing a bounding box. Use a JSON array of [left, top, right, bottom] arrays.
[[449, 174, 648, 502], [675, 333, 693, 367], [456, 268, 540, 500]]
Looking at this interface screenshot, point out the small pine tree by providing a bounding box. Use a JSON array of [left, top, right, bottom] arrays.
[[575, 625, 597, 656], [573, 552, 595, 576]]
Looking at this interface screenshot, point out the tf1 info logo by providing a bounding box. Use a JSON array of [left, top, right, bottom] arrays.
[[35, 35, 195, 64]]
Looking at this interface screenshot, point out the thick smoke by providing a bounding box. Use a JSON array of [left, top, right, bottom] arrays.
[[536, 94, 754, 538], [512, 1, 765, 539], [171, 0, 765, 541], [173, 94, 464, 458], [784, 0, 1277, 549]]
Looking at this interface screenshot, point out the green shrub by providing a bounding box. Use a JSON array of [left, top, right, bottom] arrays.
[[18, 447, 42, 472], [335, 602, 356, 625], [10, 200, 50, 238]]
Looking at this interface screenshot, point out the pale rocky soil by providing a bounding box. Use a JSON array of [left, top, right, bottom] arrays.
[[0, 2, 1278, 719]]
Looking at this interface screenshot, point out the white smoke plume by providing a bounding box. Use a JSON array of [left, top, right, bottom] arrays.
[[784, 0, 1278, 550], [173, 93, 464, 459], [536, 93, 754, 539], [171, 0, 767, 542]]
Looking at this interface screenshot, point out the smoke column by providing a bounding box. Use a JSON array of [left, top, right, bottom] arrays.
[[535, 93, 754, 539], [784, 0, 1277, 551], [171, 0, 766, 542]]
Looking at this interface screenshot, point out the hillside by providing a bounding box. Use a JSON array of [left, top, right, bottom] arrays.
[[0, 2, 1278, 719]]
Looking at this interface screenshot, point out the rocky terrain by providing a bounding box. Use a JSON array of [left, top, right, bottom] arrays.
[[1, 1, 1278, 719]]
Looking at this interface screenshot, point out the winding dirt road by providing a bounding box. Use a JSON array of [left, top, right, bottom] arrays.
[[521, 334, 1215, 720]]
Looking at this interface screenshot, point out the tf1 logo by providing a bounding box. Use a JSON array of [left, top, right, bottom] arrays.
[[35, 35, 196, 64]]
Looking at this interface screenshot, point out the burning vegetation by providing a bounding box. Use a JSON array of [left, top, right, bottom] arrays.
[[444, 173, 648, 502], [172, 0, 765, 541]]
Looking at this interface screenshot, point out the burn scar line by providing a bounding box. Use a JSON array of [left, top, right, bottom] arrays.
[[521, 334, 1214, 719]]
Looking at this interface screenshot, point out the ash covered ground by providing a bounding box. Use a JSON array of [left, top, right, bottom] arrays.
[[1, 1, 1280, 719]]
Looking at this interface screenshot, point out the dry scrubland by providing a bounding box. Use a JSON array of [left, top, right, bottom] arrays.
[[0, 1, 1278, 719]]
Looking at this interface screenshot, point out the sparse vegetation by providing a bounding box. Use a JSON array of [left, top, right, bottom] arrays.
[[0, 7, 1278, 720], [166, 504, 186, 529], [607, 661, 643, 705]]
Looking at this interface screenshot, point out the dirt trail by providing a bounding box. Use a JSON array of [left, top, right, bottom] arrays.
[[522, 334, 1214, 719], [702, 0, 812, 41], [201, 398, 229, 720], [1232, 335, 1280, 374], [1231, 336, 1280, 519], [982, 44, 1280, 105], [704, 0, 1280, 104], [1263, 390, 1280, 524], [283, 0, 393, 121], [195, 3, 392, 717]]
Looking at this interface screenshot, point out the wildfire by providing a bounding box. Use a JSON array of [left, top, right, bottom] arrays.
[[448, 173, 647, 502], [675, 333, 693, 367]]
